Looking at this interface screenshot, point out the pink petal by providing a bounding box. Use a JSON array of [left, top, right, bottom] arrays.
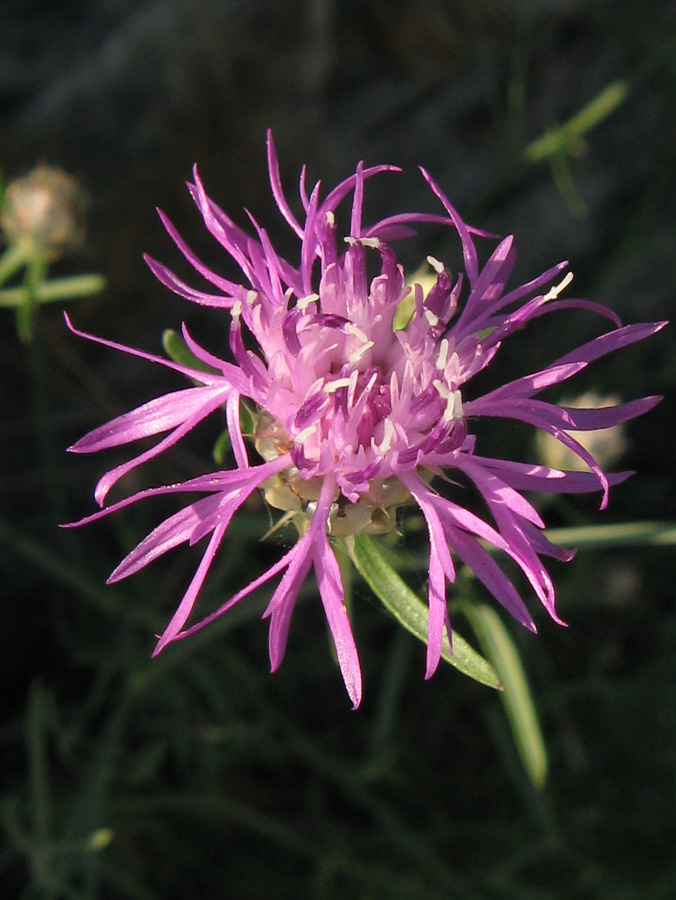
[[91, 391, 229, 505], [314, 532, 362, 708], [467, 362, 587, 408], [266, 129, 304, 238], [399, 473, 455, 678], [153, 520, 228, 653], [69, 385, 229, 453], [444, 522, 536, 631], [419, 167, 479, 286], [552, 321, 667, 368], [108, 493, 227, 582], [468, 456, 632, 495], [64, 313, 247, 390], [457, 457, 545, 529], [144, 255, 236, 307]]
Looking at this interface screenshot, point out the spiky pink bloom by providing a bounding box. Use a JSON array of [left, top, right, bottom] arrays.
[[67, 133, 665, 707]]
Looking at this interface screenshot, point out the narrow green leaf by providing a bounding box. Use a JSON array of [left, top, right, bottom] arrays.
[[524, 80, 628, 163], [460, 601, 548, 789], [26, 682, 53, 845], [545, 520, 676, 550], [349, 533, 501, 690], [162, 329, 220, 375], [212, 428, 231, 464], [0, 273, 106, 307], [0, 243, 28, 286]]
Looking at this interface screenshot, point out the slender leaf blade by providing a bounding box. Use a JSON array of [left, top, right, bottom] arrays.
[[350, 533, 501, 690], [461, 601, 548, 788]]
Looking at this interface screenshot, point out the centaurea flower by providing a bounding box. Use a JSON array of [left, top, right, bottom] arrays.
[[67, 133, 665, 707]]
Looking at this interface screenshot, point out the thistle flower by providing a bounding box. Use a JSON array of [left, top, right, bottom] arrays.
[[66, 133, 665, 708]]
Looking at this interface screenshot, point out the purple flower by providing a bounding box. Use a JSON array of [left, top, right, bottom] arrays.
[[67, 133, 665, 708]]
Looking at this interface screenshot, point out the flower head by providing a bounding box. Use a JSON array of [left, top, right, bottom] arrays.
[[2, 165, 88, 260], [67, 133, 665, 707]]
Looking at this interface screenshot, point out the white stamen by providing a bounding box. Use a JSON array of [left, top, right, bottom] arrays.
[[436, 338, 449, 370], [426, 255, 445, 274], [365, 372, 378, 394], [433, 379, 450, 400], [543, 271, 574, 303], [343, 236, 381, 249], [325, 377, 352, 393], [295, 425, 317, 444], [443, 390, 463, 422], [424, 309, 440, 327], [379, 418, 395, 453], [345, 323, 369, 343], [326, 211, 335, 227], [296, 293, 319, 311], [246, 290, 257, 306], [232, 300, 242, 318], [348, 340, 375, 365], [347, 370, 359, 406]]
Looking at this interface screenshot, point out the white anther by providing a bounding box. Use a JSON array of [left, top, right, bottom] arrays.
[[433, 379, 450, 400], [345, 323, 369, 343], [343, 236, 381, 249], [295, 425, 317, 444], [232, 300, 242, 318], [436, 338, 449, 370], [347, 370, 359, 405], [424, 309, 440, 327], [379, 419, 395, 453], [443, 390, 463, 422], [296, 293, 319, 311], [365, 372, 378, 394], [348, 341, 375, 365], [326, 211, 335, 227], [426, 255, 445, 274], [325, 377, 352, 393], [246, 290, 257, 306], [543, 271, 574, 303]]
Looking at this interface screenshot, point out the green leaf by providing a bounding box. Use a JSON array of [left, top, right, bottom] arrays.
[[212, 428, 231, 465], [523, 80, 629, 164], [349, 533, 501, 690], [0, 273, 106, 307], [162, 329, 221, 375], [545, 520, 676, 550], [0, 243, 29, 287], [460, 601, 548, 789]]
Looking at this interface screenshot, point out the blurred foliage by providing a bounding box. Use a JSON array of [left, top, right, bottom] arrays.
[[1, 1, 675, 898], [0, 165, 105, 343]]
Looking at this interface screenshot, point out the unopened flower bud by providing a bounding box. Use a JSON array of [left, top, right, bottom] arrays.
[[1, 165, 88, 260]]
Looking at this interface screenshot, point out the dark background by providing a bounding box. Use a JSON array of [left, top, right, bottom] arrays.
[[1, 2, 675, 898]]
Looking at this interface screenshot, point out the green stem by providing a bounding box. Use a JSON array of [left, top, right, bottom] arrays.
[[23, 256, 69, 536], [523, 80, 629, 164], [0, 273, 106, 307], [17, 252, 46, 342], [0, 243, 28, 285], [544, 520, 676, 549], [26, 682, 56, 897]]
